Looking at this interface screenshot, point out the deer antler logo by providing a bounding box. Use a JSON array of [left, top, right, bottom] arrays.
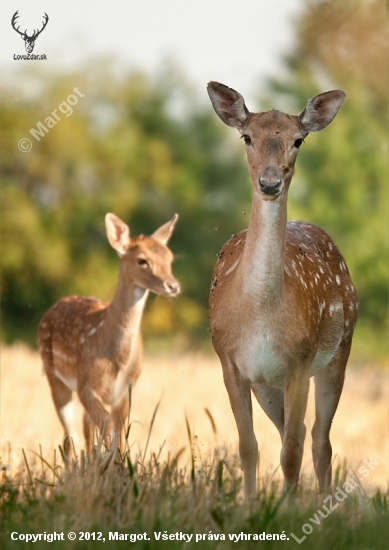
[[11, 11, 49, 54]]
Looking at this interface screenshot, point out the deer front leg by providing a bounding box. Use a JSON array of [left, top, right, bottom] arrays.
[[82, 410, 94, 455], [222, 359, 258, 499], [281, 371, 310, 490], [111, 387, 131, 454], [78, 386, 114, 452]]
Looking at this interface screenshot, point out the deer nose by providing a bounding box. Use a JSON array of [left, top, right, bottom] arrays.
[[164, 279, 181, 296], [259, 167, 282, 196]]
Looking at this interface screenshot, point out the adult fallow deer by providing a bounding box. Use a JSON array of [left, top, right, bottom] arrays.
[[207, 82, 358, 498], [38, 213, 180, 462]]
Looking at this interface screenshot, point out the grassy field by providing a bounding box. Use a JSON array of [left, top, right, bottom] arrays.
[[0, 344, 388, 548]]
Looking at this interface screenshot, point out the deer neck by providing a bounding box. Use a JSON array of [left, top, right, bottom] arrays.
[[104, 266, 149, 344], [241, 191, 287, 300]]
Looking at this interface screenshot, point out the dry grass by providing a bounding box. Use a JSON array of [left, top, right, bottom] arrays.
[[0, 343, 388, 490]]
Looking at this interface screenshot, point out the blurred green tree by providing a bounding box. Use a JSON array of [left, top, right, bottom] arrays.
[[260, 0, 388, 361]]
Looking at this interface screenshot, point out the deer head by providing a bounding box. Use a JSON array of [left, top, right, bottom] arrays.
[[207, 82, 346, 201], [11, 11, 49, 53], [105, 213, 181, 297]]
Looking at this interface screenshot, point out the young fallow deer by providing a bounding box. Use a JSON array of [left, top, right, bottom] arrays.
[[37, 213, 180, 462], [207, 82, 358, 498]]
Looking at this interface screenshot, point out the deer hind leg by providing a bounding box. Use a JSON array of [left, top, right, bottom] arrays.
[[251, 383, 285, 440], [281, 371, 310, 490], [45, 370, 77, 462], [312, 342, 350, 492], [222, 359, 258, 499]]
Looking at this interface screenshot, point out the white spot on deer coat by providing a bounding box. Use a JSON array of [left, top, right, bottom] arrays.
[[225, 259, 239, 276], [329, 302, 343, 316]]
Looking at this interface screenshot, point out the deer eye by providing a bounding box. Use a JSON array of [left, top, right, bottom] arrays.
[[242, 134, 252, 145], [137, 258, 149, 266], [294, 138, 304, 148]]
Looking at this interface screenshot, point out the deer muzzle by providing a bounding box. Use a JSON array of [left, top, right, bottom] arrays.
[[258, 167, 282, 197], [163, 278, 181, 297]]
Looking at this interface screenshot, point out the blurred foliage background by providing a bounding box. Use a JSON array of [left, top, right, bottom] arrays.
[[1, 0, 387, 361]]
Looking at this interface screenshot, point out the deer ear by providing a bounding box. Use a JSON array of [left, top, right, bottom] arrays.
[[299, 90, 346, 134], [152, 214, 179, 245], [105, 213, 130, 257], [207, 81, 250, 130]]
